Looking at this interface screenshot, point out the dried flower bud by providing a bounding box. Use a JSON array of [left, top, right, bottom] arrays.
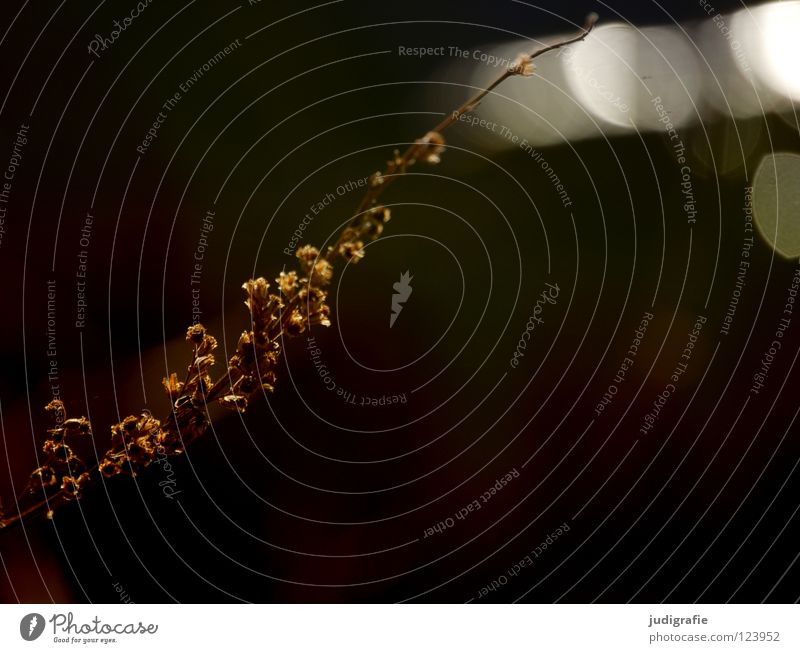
[[369, 171, 384, 188], [311, 260, 334, 286], [242, 277, 270, 308], [43, 440, 72, 460], [371, 206, 391, 224], [186, 324, 206, 344], [364, 221, 383, 239], [340, 241, 365, 263], [61, 476, 78, 496], [296, 245, 320, 274], [359, 206, 391, 240], [163, 372, 184, 398], [285, 309, 306, 336], [60, 472, 90, 499], [45, 399, 65, 419], [99, 459, 122, 478], [30, 466, 57, 488], [390, 149, 404, 168], [278, 270, 299, 296], [237, 330, 252, 350], [310, 304, 331, 328], [417, 131, 446, 164], [510, 53, 536, 76], [307, 286, 327, 305]]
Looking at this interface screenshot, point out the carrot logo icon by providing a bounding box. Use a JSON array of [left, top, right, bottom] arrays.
[[20, 613, 45, 641], [390, 271, 413, 327]]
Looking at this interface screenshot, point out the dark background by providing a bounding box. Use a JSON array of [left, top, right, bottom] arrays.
[[0, 0, 799, 602]]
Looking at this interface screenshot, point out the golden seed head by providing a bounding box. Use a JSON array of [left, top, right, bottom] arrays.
[[340, 241, 365, 263], [242, 277, 270, 306], [278, 270, 299, 296], [285, 309, 306, 336], [162, 372, 184, 397], [370, 171, 384, 188], [311, 259, 334, 286], [45, 399, 65, 417], [371, 206, 391, 223], [296, 245, 321, 274]]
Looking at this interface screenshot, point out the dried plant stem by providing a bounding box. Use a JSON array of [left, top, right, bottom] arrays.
[[430, 13, 598, 134], [326, 13, 597, 261], [0, 14, 597, 535]]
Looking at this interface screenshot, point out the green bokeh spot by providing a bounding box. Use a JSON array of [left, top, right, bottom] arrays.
[[753, 152, 800, 258]]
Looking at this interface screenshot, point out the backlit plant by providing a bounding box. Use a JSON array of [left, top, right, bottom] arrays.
[[0, 15, 597, 532]]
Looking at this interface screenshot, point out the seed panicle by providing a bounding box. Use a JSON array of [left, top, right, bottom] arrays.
[[0, 14, 598, 532]]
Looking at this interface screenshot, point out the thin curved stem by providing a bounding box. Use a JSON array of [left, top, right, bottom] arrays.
[[327, 13, 598, 260]]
